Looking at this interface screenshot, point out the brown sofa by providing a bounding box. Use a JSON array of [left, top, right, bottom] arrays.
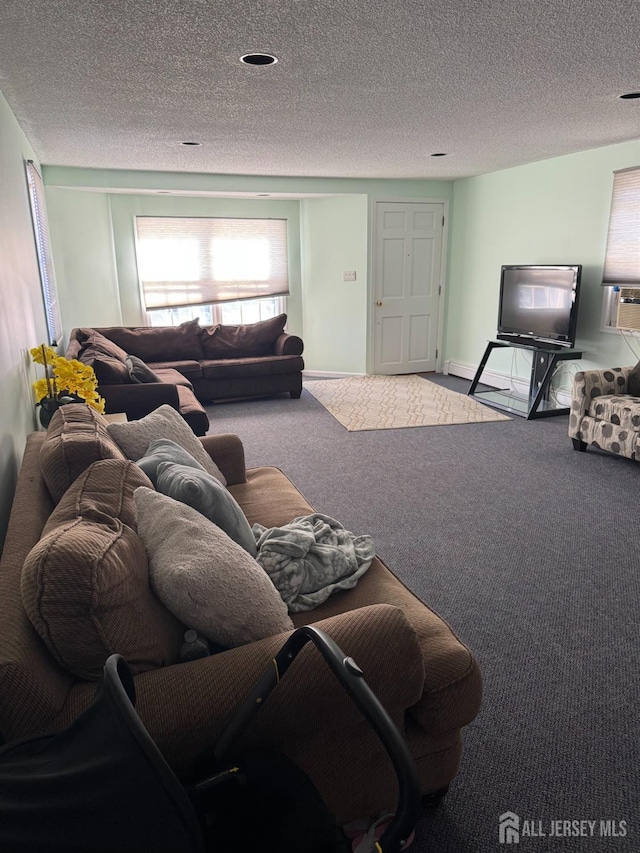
[[0, 406, 482, 824], [66, 315, 305, 437]]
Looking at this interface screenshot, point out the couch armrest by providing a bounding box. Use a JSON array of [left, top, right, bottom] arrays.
[[99, 382, 180, 420], [199, 433, 247, 485], [569, 366, 633, 423], [274, 332, 304, 357], [132, 604, 424, 774]]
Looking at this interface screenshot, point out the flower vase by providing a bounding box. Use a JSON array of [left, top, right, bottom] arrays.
[[38, 395, 82, 428], [38, 398, 60, 428]]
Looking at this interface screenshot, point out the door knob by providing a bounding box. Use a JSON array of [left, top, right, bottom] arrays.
[[375, 300, 382, 306]]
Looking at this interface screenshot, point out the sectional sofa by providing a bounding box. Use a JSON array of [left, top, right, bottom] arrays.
[[66, 315, 305, 435]]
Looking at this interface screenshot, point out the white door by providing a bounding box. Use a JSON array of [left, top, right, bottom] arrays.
[[373, 201, 444, 375]]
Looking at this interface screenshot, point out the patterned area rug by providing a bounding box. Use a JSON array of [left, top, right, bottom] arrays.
[[304, 374, 511, 431]]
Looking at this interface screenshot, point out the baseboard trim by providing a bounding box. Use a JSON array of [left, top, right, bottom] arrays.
[[303, 370, 365, 378], [444, 360, 571, 407], [443, 360, 506, 388]]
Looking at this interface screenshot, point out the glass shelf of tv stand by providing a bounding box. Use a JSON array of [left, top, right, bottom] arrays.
[[468, 340, 583, 420], [471, 387, 565, 417]]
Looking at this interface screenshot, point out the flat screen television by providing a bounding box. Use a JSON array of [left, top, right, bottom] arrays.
[[497, 264, 582, 349]]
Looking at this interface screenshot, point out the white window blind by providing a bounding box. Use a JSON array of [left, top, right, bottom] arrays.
[[26, 160, 62, 345], [602, 166, 640, 287], [135, 216, 290, 309]]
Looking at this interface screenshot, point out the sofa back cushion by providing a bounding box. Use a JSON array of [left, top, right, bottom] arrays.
[[76, 328, 131, 385], [94, 320, 204, 362], [22, 459, 184, 680], [40, 403, 127, 503], [200, 314, 287, 359]]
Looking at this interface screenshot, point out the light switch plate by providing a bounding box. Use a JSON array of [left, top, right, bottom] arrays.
[[343, 270, 357, 281]]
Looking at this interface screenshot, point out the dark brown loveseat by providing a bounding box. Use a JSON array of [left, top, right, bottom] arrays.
[[0, 405, 482, 825], [66, 315, 304, 436]]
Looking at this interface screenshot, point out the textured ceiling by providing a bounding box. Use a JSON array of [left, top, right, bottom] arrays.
[[0, 0, 639, 180]]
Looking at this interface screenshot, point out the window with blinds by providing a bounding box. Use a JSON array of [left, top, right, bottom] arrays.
[[26, 160, 62, 345], [135, 216, 290, 310], [602, 166, 640, 287], [601, 166, 640, 332]]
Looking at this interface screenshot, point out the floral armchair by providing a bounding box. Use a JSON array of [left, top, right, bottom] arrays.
[[569, 366, 640, 459]]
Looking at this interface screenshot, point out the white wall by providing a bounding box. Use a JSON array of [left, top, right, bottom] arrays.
[[0, 91, 50, 551]]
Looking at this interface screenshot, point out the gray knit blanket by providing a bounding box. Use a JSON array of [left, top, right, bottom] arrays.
[[252, 513, 375, 612]]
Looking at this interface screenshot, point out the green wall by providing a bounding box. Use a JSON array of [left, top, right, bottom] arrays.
[[447, 139, 640, 380], [43, 168, 453, 372], [46, 189, 121, 333], [109, 194, 303, 333], [0, 91, 50, 552], [43, 142, 640, 385], [301, 195, 369, 373]]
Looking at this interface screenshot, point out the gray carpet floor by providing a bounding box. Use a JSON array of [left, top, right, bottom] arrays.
[[206, 374, 639, 852]]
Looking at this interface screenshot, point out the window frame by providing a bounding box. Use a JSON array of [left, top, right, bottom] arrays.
[[601, 166, 640, 334], [25, 160, 62, 345], [134, 215, 290, 313]]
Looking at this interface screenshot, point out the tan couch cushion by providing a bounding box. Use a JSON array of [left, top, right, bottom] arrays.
[[39, 403, 127, 503], [231, 467, 482, 734], [21, 459, 184, 680]]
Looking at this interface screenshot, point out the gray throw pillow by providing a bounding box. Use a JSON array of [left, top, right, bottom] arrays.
[[137, 438, 212, 487], [134, 488, 293, 647], [125, 354, 161, 384], [155, 461, 256, 555], [107, 404, 226, 486]]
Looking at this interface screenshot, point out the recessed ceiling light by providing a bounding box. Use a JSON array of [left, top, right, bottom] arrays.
[[180, 141, 202, 146], [240, 53, 278, 66], [430, 152, 447, 157], [619, 92, 640, 99]]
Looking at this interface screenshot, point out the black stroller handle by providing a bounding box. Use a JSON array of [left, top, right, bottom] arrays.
[[209, 625, 421, 853]]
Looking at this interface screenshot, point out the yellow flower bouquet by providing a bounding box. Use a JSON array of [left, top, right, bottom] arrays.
[[31, 344, 105, 427]]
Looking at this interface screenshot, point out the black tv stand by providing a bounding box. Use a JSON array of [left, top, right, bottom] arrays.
[[496, 333, 564, 351], [468, 340, 583, 420]]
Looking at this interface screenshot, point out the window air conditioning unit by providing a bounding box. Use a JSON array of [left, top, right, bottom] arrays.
[[616, 288, 640, 331]]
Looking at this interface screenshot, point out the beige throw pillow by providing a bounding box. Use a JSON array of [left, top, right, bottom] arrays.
[[134, 488, 293, 647], [107, 404, 226, 485]]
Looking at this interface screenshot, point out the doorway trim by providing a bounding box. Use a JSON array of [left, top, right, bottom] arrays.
[[367, 196, 450, 376]]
